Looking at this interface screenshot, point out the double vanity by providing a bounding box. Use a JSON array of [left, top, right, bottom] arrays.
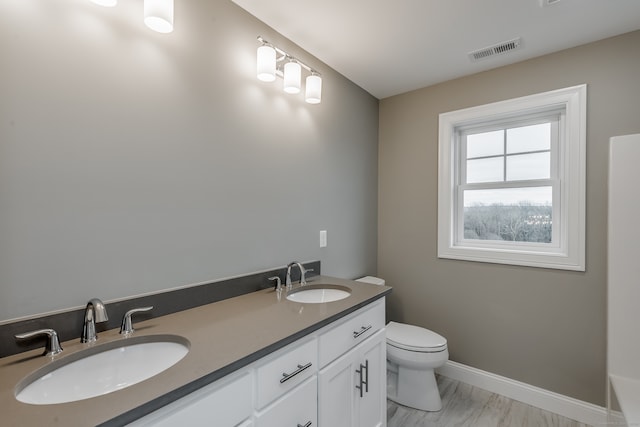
[[0, 275, 391, 426]]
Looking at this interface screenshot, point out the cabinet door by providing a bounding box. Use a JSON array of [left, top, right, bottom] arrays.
[[357, 329, 386, 427], [318, 350, 358, 427], [319, 329, 387, 427]]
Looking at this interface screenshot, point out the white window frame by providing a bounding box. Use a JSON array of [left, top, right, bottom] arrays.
[[438, 85, 586, 271]]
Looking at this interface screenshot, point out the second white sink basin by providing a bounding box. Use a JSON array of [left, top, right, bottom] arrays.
[[15, 334, 189, 405], [286, 284, 351, 303]]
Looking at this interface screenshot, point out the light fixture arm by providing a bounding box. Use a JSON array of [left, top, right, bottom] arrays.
[[257, 36, 320, 77]]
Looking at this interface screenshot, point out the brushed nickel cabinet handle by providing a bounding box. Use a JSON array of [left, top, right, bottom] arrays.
[[355, 359, 369, 398], [353, 325, 372, 339], [363, 359, 369, 393], [280, 362, 312, 384], [355, 363, 364, 397]]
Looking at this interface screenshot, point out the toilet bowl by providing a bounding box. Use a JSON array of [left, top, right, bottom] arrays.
[[356, 276, 449, 412]]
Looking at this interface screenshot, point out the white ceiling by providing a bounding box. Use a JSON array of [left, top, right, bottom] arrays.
[[231, 0, 640, 99]]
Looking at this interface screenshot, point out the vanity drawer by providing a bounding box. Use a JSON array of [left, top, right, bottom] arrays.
[[255, 376, 317, 427], [318, 298, 385, 368], [128, 371, 252, 427], [255, 337, 318, 409]]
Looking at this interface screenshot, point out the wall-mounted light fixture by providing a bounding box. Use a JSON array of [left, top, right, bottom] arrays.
[[144, 0, 174, 33], [256, 36, 322, 104], [89, 0, 174, 34]]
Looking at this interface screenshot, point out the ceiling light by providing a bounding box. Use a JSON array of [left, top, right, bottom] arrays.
[[144, 0, 174, 34], [256, 36, 322, 104]]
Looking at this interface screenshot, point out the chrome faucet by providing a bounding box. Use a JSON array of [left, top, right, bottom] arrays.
[[15, 328, 63, 357], [285, 262, 313, 289], [120, 306, 153, 335], [81, 298, 109, 343], [269, 276, 283, 292]]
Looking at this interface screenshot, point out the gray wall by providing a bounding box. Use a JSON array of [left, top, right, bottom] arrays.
[[378, 30, 640, 405], [0, 0, 379, 321]]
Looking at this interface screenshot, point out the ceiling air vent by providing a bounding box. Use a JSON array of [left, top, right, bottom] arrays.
[[468, 37, 522, 62]]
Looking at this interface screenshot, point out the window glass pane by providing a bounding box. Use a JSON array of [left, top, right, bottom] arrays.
[[466, 157, 504, 183], [467, 130, 504, 158], [506, 152, 550, 181], [506, 123, 550, 154], [463, 187, 552, 243]]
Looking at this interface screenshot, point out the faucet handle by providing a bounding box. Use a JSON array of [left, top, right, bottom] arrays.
[[301, 268, 314, 285], [268, 276, 282, 290], [120, 306, 153, 335], [15, 329, 63, 357]]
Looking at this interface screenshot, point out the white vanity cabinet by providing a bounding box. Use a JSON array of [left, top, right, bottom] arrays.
[[127, 297, 386, 427], [318, 299, 386, 427]]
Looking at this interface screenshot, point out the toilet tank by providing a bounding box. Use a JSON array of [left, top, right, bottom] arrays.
[[356, 276, 386, 286]]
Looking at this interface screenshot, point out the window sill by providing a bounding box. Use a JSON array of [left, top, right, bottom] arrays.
[[438, 244, 585, 271]]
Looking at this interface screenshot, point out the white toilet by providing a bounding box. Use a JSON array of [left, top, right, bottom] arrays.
[[356, 276, 449, 412]]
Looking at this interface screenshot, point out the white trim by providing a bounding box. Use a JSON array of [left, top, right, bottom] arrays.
[[437, 84, 586, 271], [436, 360, 613, 426]]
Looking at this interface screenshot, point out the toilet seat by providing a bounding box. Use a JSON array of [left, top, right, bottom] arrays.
[[386, 321, 447, 353]]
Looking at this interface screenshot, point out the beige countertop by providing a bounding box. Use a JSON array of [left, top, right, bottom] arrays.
[[0, 276, 391, 426]]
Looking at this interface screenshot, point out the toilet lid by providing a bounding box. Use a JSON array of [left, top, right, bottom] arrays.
[[386, 321, 447, 352]]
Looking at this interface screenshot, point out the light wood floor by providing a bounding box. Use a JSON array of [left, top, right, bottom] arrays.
[[387, 375, 594, 427]]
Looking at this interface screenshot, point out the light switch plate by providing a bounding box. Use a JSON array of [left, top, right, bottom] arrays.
[[319, 230, 327, 248]]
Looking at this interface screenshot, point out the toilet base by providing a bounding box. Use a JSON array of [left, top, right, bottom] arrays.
[[387, 364, 442, 412]]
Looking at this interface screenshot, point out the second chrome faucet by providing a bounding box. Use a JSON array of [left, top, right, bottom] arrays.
[[81, 298, 109, 343], [285, 261, 313, 290]]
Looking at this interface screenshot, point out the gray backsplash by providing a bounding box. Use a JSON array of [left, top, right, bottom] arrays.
[[0, 261, 320, 358]]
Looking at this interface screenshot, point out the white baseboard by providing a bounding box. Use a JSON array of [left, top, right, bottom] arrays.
[[436, 360, 620, 426]]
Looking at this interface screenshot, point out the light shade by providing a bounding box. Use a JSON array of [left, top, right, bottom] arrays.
[[257, 46, 276, 82], [283, 61, 302, 94], [144, 0, 174, 34], [90, 0, 117, 6], [305, 74, 322, 104]]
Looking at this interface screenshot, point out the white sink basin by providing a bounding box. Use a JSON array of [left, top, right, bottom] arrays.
[[286, 284, 351, 303], [15, 334, 189, 405]]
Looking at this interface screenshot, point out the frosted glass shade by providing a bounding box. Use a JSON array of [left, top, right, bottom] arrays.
[[257, 46, 276, 82], [90, 0, 117, 6], [305, 74, 322, 104], [283, 62, 301, 94], [144, 0, 174, 34]]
